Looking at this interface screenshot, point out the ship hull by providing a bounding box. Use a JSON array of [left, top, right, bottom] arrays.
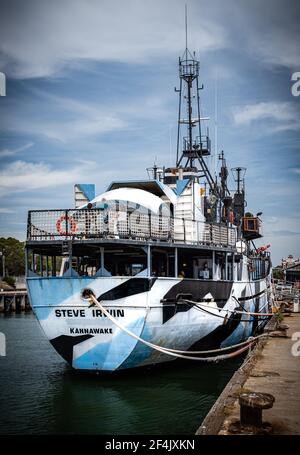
[[27, 276, 271, 372]]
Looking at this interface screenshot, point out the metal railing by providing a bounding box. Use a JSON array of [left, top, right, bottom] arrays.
[[179, 59, 199, 78], [27, 209, 237, 248], [183, 135, 211, 154]]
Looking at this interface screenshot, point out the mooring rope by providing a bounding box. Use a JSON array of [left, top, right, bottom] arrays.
[[232, 295, 250, 312], [87, 295, 269, 362], [184, 299, 274, 317], [185, 300, 270, 323], [184, 299, 271, 323], [183, 299, 269, 323]]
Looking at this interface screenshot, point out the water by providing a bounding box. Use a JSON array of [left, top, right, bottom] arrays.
[[0, 314, 242, 435]]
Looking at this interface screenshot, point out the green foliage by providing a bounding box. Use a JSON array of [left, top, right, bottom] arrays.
[[0, 237, 25, 277], [272, 268, 284, 280], [274, 311, 284, 323]]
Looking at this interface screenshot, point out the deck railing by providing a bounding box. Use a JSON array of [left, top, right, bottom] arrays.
[[27, 209, 237, 248]]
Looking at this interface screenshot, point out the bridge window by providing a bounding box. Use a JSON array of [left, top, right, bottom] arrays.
[[177, 249, 213, 279]]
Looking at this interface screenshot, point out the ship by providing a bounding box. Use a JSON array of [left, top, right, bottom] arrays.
[[25, 41, 272, 372]]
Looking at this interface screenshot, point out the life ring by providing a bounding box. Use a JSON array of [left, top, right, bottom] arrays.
[[56, 214, 76, 235]]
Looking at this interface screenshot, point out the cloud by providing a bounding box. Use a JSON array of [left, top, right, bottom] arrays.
[[0, 0, 299, 80], [233, 101, 300, 133], [0, 93, 129, 143], [0, 142, 34, 157], [27, 115, 128, 143], [266, 216, 279, 224], [0, 159, 96, 196], [0, 87, 171, 143], [227, 0, 300, 70], [0, 0, 227, 79]]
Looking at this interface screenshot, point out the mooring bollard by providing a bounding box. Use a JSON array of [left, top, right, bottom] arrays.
[[239, 392, 275, 428]]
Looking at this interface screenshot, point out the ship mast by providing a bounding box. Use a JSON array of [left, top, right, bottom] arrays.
[[175, 7, 218, 197]]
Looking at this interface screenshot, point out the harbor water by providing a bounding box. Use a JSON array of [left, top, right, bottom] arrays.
[[0, 314, 242, 435]]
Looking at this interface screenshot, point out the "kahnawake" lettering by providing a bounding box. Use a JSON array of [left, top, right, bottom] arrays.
[[69, 327, 113, 334]]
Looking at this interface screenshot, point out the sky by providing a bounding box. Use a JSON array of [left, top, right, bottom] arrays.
[[0, 0, 299, 265]]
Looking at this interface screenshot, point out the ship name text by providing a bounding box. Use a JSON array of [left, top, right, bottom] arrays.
[[69, 327, 113, 334], [54, 309, 125, 318]]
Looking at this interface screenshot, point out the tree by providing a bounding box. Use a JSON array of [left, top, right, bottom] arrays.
[[272, 268, 284, 280], [0, 237, 25, 277]]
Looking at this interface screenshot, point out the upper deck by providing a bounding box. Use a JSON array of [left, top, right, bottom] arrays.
[[27, 208, 237, 250]]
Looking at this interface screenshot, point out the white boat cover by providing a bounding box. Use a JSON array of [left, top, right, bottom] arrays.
[[80, 187, 169, 214]]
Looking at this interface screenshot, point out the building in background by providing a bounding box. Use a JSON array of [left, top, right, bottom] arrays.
[[278, 255, 300, 286], [285, 263, 300, 286], [282, 254, 299, 270]]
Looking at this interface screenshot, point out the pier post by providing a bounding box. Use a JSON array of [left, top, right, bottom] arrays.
[[4, 296, 11, 313], [11, 295, 16, 312], [175, 247, 178, 278], [21, 295, 25, 311], [15, 295, 21, 313]]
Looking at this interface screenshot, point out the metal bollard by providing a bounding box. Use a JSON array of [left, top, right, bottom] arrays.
[[239, 392, 275, 428]]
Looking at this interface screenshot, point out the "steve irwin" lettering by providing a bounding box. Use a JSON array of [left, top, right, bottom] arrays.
[[55, 309, 125, 318]]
